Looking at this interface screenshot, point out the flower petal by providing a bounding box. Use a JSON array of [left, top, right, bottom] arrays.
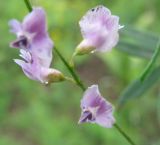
[[79, 5, 111, 38], [94, 16, 120, 52], [79, 84, 115, 128], [14, 59, 37, 81], [81, 85, 101, 108], [78, 111, 94, 124], [22, 7, 46, 35], [105, 16, 119, 31], [9, 19, 22, 35], [10, 36, 29, 49], [19, 49, 32, 62], [31, 35, 53, 67], [96, 31, 119, 52], [14, 50, 42, 82], [14, 59, 26, 68], [96, 112, 115, 128], [96, 95, 115, 128]]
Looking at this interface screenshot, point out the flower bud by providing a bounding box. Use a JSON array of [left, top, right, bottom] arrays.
[[43, 69, 65, 84], [75, 39, 95, 55]]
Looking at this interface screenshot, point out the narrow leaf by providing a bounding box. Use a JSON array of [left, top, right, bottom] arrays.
[[140, 40, 160, 81], [116, 26, 159, 59], [117, 40, 153, 59], [118, 66, 160, 106]]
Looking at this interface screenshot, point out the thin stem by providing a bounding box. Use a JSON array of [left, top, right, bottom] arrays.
[[114, 124, 136, 145], [69, 52, 76, 68], [24, 0, 32, 12], [54, 47, 86, 91], [64, 76, 76, 84], [140, 39, 160, 81]]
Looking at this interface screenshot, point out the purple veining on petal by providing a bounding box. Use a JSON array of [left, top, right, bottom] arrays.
[[9, 7, 58, 83], [78, 5, 122, 53], [23, 7, 46, 36], [79, 85, 115, 128], [31, 33, 53, 67], [14, 49, 63, 83], [79, 110, 93, 123], [10, 36, 29, 49], [80, 85, 101, 108], [14, 50, 41, 81], [9, 7, 53, 67]]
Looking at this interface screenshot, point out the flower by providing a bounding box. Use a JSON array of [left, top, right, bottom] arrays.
[[9, 7, 53, 67], [14, 49, 64, 84], [79, 85, 115, 128], [75, 5, 123, 55], [9, 7, 64, 84]]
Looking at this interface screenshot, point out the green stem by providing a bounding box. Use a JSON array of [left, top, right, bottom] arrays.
[[64, 76, 76, 84], [114, 124, 136, 145], [54, 47, 86, 91], [23, 1, 137, 145], [69, 52, 76, 68], [140, 39, 160, 81], [24, 0, 32, 12]]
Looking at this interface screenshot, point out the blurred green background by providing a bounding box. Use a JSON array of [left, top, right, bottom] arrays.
[[0, 0, 160, 145]]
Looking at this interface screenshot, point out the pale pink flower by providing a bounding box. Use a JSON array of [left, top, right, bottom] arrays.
[[14, 49, 64, 84], [79, 85, 115, 128], [9, 7, 64, 84], [9, 7, 53, 67], [76, 5, 122, 55]]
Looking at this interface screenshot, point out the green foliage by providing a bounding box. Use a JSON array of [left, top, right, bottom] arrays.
[[117, 26, 159, 59], [118, 67, 160, 106]]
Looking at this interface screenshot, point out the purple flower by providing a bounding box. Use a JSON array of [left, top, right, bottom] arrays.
[[79, 85, 115, 128], [9, 7, 53, 67], [75, 5, 123, 55], [14, 49, 64, 84], [9, 7, 64, 84]]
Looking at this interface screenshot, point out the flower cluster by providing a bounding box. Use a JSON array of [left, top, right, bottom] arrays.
[[9, 7, 64, 84], [9, 5, 121, 128]]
